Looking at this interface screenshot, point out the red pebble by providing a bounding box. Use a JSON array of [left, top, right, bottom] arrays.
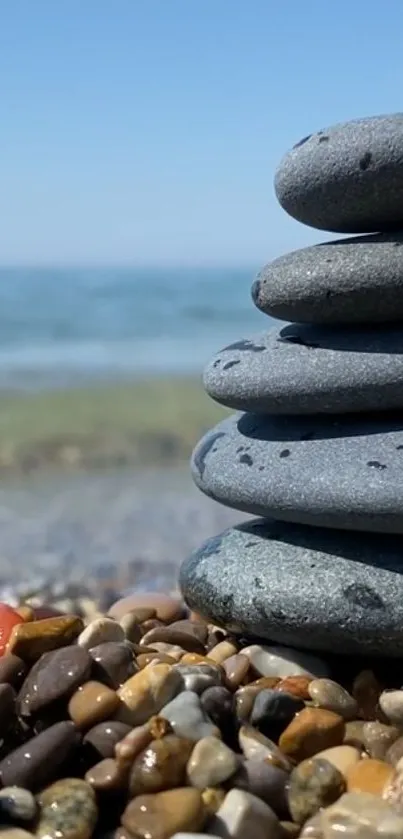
[[0, 604, 23, 656]]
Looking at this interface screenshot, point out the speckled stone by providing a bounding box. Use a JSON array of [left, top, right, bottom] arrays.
[[180, 519, 403, 656], [274, 114, 403, 233], [253, 234, 403, 326], [36, 779, 97, 839], [204, 325, 403, 415], [0, 787, 37, 823], [191, 412, 403, 534]]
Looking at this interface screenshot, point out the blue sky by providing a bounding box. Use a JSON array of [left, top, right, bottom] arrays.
[[0, 1, 402, 266]]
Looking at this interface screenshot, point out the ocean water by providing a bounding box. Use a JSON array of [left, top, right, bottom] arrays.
[[0, 266, 271, 390]]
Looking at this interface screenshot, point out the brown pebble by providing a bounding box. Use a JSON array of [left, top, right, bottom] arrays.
[[115, 724, 153, 765], [352, 670, 383, 720], [36, 778, 97, 839], [249, 676, 281, 689], [121, 787, 206, 839], [170, 620, 208, 643], [89, 641, 136, 689], [277, 675, 312, 700], [83, 721, 132, 760], [181, 653, 218, 666], [140, 625, 205, 654], [119, 613, 142, 644], [68, 680, 119, 730], [137, 653, 177, 669], [202, 787, 226, 816], [235, 685, 262, 721], [0, 654, 26, 687], [15, 606, 34, 622], [346, 758, 394, 795], [288, 757, 346, 824], [208, 640, 238, 664], [122, 607, 157, 624], [129, 734, 194, 796], [363, 721, 400, 760], [279, 707, 345, 762], [85, 757, 129, 791], [313, 745, 361, 780], [116, 663, 182, 725], [148, 715, 172, 739], [7, 615, 83, 662], [308, 679, 358, 720], [322, 791, 403, 837], [343, 720, 366, 750], [0, 721, 80, 790], [108, 593, 185, 623], [18, 646, 92, 716], [223, 654, 250, 689]]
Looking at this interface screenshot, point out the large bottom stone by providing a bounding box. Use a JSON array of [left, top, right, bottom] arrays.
[[179, 518, 403, 656]]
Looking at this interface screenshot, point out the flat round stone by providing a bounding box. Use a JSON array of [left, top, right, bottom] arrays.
[[204, 326, 403, 415], [191, 412, 403, 533], [252, 233, 403, 325], [179, 518, 403, 656], [274, 114, 403, 233]]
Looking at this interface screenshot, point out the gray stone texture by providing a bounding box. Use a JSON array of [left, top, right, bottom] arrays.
[[191, 412, 403, 533], [179, 518, 403, 656], [203, 326, 403, 415], [274, 113, 403, 233], [252, 233, 403, 324]]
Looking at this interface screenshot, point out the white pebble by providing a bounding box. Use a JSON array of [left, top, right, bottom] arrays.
[[77, 617, 125, 649], [241, 644, 329, 678]]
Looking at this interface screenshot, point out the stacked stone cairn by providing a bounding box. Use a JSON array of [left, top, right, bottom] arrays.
[[180, 113, 403, 659]]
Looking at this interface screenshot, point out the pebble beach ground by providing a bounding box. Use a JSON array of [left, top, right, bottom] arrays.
[[0, 466, 243, 600]]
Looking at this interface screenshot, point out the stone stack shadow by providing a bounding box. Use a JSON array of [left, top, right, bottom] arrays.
[[180, 114, 403, 658]]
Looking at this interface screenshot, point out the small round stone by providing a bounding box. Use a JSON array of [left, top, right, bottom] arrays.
[[78, 618, 125, 650], [250, 690, 305, 739], [187, 736, 239, 789], [90, 642, 136, 689], [173, 663, 222, 694], [129, 735, 194, 796], [85, 757, 129, 791], [287, 757, 346, 824], [279, 708, 345, 762], [346, 758, 394, 795], [222, 654, 249, 689], [0, 787, 37, 823], [0, 654, 26, 687], [36, 779, 97, 839], [6, 615, 83, 662], [379, 689, 403, 725], [68, 680, 119, 729], [0, 721, 80, 790], [322, 791, 403, 837], [200, 686, 237, 745], [109, 594, 185, 623], [362, 722, 400, 760], [122, 788, 206, 839], [160, 690, 220, 741], [83, 721, 132, 760], [274, 114, 403, 234], [308, 679, 358, 720], [18, 646, 92, 716], [312, 745, 361, 781], [117, 663, 182, 726], [231, 759, 289, 817], [238, 725, 292, 771]]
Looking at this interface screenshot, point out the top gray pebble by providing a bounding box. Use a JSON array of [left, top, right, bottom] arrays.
[[275, 113, 403, 233]]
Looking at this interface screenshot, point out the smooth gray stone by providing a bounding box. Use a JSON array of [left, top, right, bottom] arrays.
[[252, 233, 403, 324], [204, 325, 403, 415], [274, 113, 403, 233], [191, 412, 403, 533], [179, 518, 403, 656]]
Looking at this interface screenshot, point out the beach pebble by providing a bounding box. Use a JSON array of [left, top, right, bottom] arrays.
[[277, 676, 312, 700], [83, 720, 132, 760], [241, 645, 328, 679], [385, 735, 403, 767], [238, 724, 292, 770], [0, 684, 16, 734], [18, 646, 92, 716], [85, 757, 129, 791], [119, 612, 142, 644], [122, 788, 206, 839], [231, 759, 289, 816], [346, 758, 394, 795], [279, 708, 345, 762], [140, 626, 205, 655], [0, 721, 79, 790], [78, 617, 125, 650], [187, 736, 239, 788], [7, 616, 83, 662], [109, 593, 185, 623], [363, 722, 400, 760], [287, 758, 346, 824], [313, 746, 361, 780], [36, 779, 97, 839], [114, 723, 154, 765], [90, 641, 136, 688], [0, 654, 26, 687], [308, 680, 358, 720], [379, 690, 403, 726], [0, 787, 37, 823], [343, 721, 366, 750], [129, 735, 194, 796], [210, 789, 281, 839], [200, 686, 237, 744], [235, 686, 262, 721], [68, 680, 119, 729], [222, 653, 249, 689], [250, 689, 304, 737], [160, 690, 220, 741], [352, 670, 383, 720], [207, 641, 238, 664], [173, 663, 223, 693], [321, 791, 403, 838], [117, 663, 182, 725]]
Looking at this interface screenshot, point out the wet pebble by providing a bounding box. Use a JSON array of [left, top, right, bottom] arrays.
[[160, 690, 220, 741], [0, 787, 37, 823], [379, 689, 403, 726], [109, 593, 185, 623], [117, 663, 182, 725], [231, 759, 290, 817], [207, 641, 238, 665], [200, 686, 237, 745], [18, 646, 92, 716], [85, 757, 129, 791], [277, 676, 312, 700], [0, 721, 80, 790], [122, 788, 206, 839], [222, 654, 249, 689], [78, 618, 125, 650], [322, 791, 403, 838], [0, 654, 26, 687], [241, 645, 328, 679], [118, 612, 142, 644], [279, 708, 345, 762], [0, 683, 16, 735], [250, 689, 305, 738], [313, 745, 361, 780], [210, 788, 281, 839], [68, 681, 119, 729], [7, 616, 83, 662], [238, 725, 292, 770], [129, 735, 194, 796], [83, 721, 132, 760], [363, 721, 400, 760], [308, 679, 358, 720], [187, 736, 239, 788], [346, 758, 394, 795], [36, 778, 97, 839], [173, 663, 223, 693], [385, 735, 403, 767], [90, 642, 136, 688], [287, 757, 346, 824]]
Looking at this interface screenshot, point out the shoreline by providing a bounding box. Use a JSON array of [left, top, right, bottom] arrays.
[[0, 375, 228, 479]]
